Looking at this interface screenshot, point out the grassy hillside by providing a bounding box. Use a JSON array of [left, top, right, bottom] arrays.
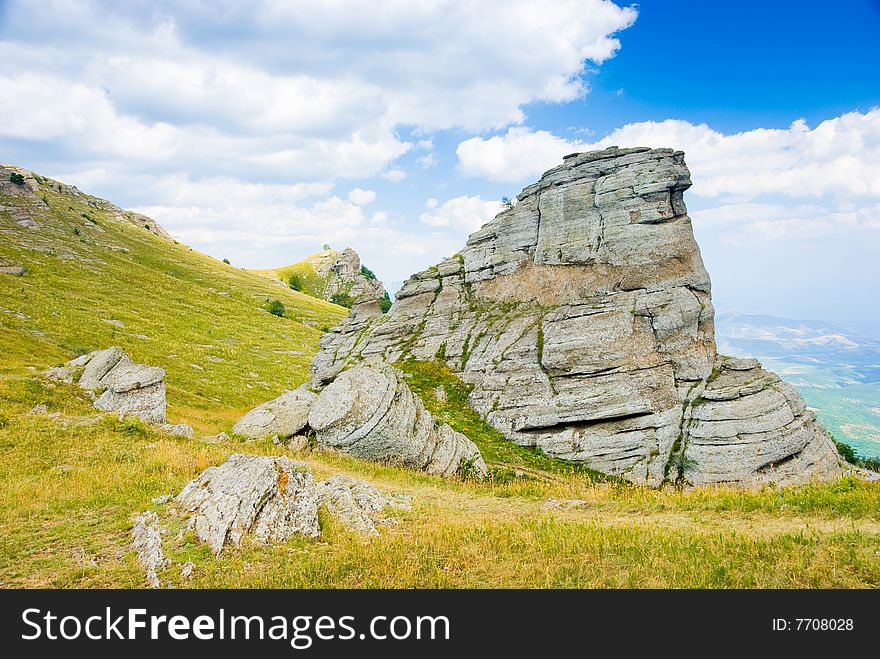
[[1, 376, 878, 588], [0, 166, 347, 430], [1, 165, 878, 589]]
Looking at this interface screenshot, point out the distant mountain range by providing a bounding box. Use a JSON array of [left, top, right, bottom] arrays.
[[715, 313, 880, 458]]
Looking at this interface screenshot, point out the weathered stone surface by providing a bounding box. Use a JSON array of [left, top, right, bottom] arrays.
[[162, 423, 195, 438], [680, 360, 843, 487], [173, 454, 319, 554], [309, 365, 487, 478], [78, 347, 127, 390], [311, 147, 844, 488], [315, 475, 411, 536], [47, 347, 167, 423], [131, 512, 168, 588], [233, 387, 317, 439]]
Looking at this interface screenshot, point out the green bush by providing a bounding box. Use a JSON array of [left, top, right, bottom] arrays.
[[9, 172, 25, 186], [267, 299, 286, 317], [222, 258, 230, 265], [360, 265, 377, 280], [378, 291, 392, 313], [288, 273, 304, 291], [330, 292, 353, 308]]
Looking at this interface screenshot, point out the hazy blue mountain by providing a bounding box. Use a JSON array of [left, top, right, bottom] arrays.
[[715, 313, 880, 459]]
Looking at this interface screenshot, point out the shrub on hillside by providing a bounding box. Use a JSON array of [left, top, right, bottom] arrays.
[[288, 273, 304, 291], [9, 172, 25, 186], [360, 265, 377, 281], [330, 292, 353, 308], [267, 299, 286, 317], [378, 291, 392, 313], [222, 258, 230, 265]]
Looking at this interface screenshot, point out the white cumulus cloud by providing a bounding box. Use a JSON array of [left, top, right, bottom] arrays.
[[420, 195, 503, 232], [347, 188, 376, 206], [457, 126, 589, 182]]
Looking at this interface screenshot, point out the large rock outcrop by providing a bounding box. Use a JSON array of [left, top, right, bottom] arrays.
[[309, 365, 487, 478], [311, 146, 844, 488], [48, 347, 167, 423]]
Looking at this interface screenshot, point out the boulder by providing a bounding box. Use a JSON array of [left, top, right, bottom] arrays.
[[308, 365, 487, 478], [47, 347, 167, 423], [162, 423, 195, 438], [173, 454, 319, 554], [232, 387, 317, 439], [310, 147, 844, 488]]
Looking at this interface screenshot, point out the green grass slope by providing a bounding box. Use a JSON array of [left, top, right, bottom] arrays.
[[2, 376, 878, 588], [0, 166, 347, 430]]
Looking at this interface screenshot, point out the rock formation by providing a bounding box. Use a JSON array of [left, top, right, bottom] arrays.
[[309, 365, 487, 478], [232, 364, 487, 479], [173, 454, 320, 554], [48, 347, 168, 424], [167, 455, 409, 553], [232, 387, 317, 439], [131, 511, 169, 588], [311, 147, 844, 488], [285, 246, 388, 306]]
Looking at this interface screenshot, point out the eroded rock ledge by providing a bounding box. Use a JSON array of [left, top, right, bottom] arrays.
[[311, 147, 844, 488]]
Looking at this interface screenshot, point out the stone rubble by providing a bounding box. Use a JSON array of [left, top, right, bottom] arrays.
[[315, 475, 412, 536], [131, 512, 169, 588]]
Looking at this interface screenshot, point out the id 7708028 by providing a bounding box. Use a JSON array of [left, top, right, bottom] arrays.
[[772, 618, 854, 631]]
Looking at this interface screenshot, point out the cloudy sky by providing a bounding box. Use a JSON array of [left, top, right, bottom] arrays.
[[2, 0, 879, 333]]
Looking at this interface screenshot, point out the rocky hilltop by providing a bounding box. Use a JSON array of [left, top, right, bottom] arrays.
[[1, 164, 171, 240], [265, 246, 389, 309], [312, 147, 844, 488]]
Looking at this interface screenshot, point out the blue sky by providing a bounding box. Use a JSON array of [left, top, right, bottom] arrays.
[[1, 0, 879, 333]]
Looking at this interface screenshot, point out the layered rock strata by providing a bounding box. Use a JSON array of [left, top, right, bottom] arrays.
[[311, 147, 844, 487], [233, 364, 487, 479], [308, 365, 487, 478]]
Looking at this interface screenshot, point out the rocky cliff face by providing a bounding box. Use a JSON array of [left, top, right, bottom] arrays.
[[312, 147, 843, 487]]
